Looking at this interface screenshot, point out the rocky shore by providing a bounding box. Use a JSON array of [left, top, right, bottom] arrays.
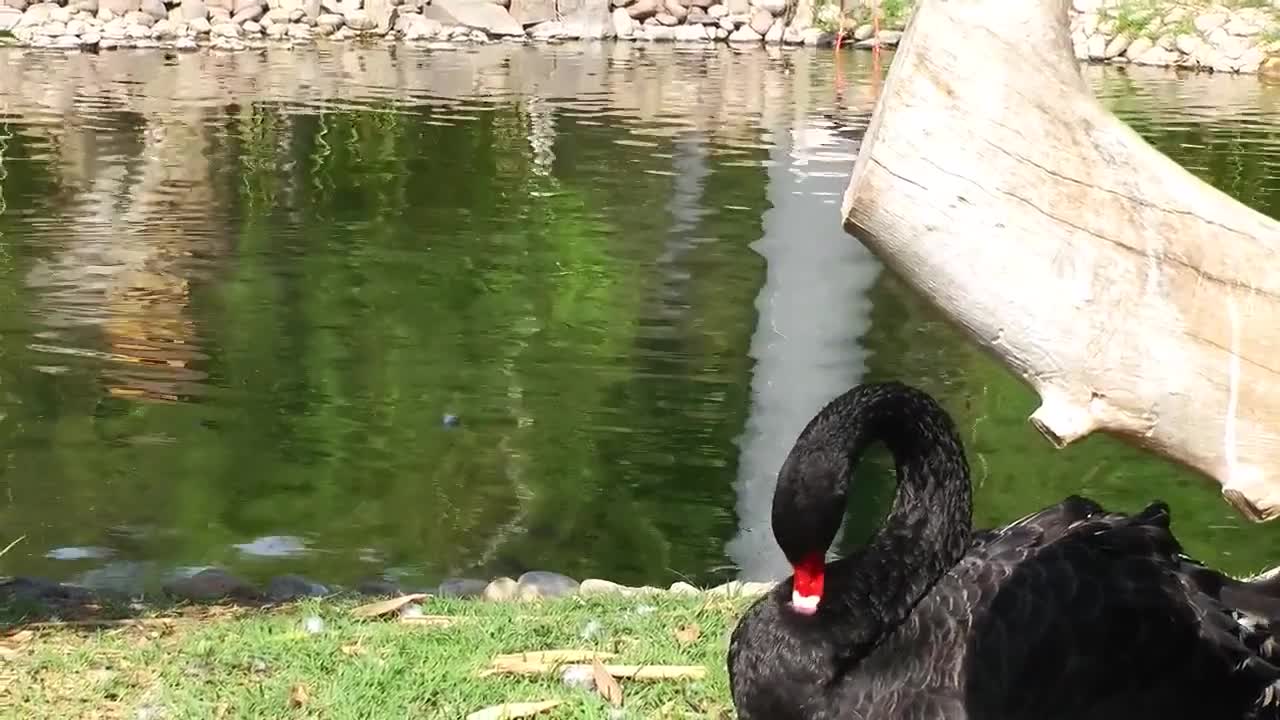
[[0, 0, 1278, 75], [1070, 0, 1280, 75], [1, 567, 777, 613]]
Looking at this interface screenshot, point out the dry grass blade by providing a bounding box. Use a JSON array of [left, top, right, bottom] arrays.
[[592, 657, 624, 707], [465, 700, 562, 720], [4, 631, 33, 645], [288, 683, 309, 708], [25, 618, 184, 630], [491, 650, 616, 664], [674, 624, 701, 645], [350, 593, 430, 618], [480, 659, 705, 681], [0, 536, 25, 559], [398, 615, 457, 628]]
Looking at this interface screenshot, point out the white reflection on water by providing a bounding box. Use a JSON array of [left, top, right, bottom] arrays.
[[725, 117, 879, 582]]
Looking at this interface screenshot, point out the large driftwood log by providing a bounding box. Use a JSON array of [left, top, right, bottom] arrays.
[[842, 0, 1280, 521]]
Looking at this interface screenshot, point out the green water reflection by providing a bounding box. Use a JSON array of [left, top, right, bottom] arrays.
[[0, 47, 1276, 594]]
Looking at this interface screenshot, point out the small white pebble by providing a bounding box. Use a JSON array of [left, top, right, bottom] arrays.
[[579, 619, 603, 640], [399, 604, 424, 619], [302, 615, 325, 634], [560, 664, 595, 690], [634, 604, 656, 616]]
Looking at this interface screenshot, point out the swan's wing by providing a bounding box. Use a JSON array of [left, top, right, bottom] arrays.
[[960, 502, 1280, 720]]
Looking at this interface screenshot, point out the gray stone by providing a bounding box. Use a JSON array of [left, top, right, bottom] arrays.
[[508, 0, 551, 25], [1122, 35, 1152, 60], [174, 32, 196, 45], [210, 31, 245, 46], [342, 7, 373, 28], [124, 8, 155, 23], [359, 0, 393, 30], [558, 0, 611, 38], [37, 20, 65, 35], [625, 0, 655, 18], [80, 29, 100, 42], [516, 570, 579, 600], [162, 569, 258, 602], [140, 0, 165, 17], [1, 0, 26, 11], [230, 0, 261, 20], [315, 9, 340, 27], [188, 14, 209, 29], [1133, 45, 1177, 66], [17, 3, 54, 26], [0, 576, 97, 606], [762, 15, 779, 42], [669, 581, 699, 595], [579, 578, 638, 596], [241, 17, 260, 30], [150, 17, 176, 35], [673, 21, 704, 40], [423, 0, 522, 35], [660, 0, 683, 20], [210, 17, 238, 33], [356, 578, 401, 596], [263, 19, 284, 34], [1085, 32, 1106, 59], [705, 2, 723, 16], [436, 577, 487, 598], [654, 11, 673, 24], [726, 21, 757, 41], [528, 18, 562, 37], [1103, 31, 1130, 58], [483, 576, 518, 601], [641, 22, 671, 39], [0, 9, 20, 30], [68, 13, 91, 31], [264, 575, 329, 601], [610, 5, 631, 36], [707, 580, 775, 597], [178, 0, 204, 18], [746, 5, 767, 33], [1193, 11, 1227, 34]]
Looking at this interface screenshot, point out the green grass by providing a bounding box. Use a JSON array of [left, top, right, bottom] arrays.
[[0, 593, 759, 719]]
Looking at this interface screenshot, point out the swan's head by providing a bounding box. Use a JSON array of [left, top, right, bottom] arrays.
[[772, 442, 848, 617]]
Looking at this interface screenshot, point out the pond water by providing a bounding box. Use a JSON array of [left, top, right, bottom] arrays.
[[0, 44, 1278, 595]]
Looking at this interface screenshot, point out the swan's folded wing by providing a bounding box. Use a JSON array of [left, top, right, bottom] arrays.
[[959, 504, 1280, 720]]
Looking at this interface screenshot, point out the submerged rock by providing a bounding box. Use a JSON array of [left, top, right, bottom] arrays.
[[436, 577, 487, 598], [483, 576, 518, 601], [264, 574, 329, 602], [517, 570, 579, 600], [356, 578, 401, 596], [162, 568, 259, 602]]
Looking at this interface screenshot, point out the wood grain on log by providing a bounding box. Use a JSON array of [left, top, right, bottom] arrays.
[[841, 0, 1280, 521]]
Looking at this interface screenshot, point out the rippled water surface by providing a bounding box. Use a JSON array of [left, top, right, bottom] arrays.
[[0, 45, 1278, 595]]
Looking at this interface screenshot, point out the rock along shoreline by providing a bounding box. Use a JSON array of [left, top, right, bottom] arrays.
[[0, 0, 1276, 77], [1, 568, 778, 612]]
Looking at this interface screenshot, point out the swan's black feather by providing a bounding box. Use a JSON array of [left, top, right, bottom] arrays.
[[728, 382, 1280, 720]]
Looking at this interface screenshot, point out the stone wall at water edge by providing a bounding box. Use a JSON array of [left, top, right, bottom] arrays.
[[0, 0, 1278, 73]]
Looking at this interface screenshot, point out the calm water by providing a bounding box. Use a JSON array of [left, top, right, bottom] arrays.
[[0, 44, 1278, 596]]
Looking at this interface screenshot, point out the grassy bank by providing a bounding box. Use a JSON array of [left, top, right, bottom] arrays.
[[0, 593, 757, 719]]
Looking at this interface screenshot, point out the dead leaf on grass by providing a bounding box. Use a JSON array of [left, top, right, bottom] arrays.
[[465, 700, 562, 720], [674, 624, 701, 645], [339, 642, 365, 657], [288, 683, 309, 708], [350, 593, 430, 618], [592, 658, 624, 707], [398, 615, 457, 628], [491, 650, 617, 664]]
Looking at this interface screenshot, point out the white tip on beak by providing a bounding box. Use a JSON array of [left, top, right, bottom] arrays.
[[791, 590, 819, 615]]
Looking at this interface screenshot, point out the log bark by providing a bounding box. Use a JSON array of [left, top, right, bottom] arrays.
[[841, 0, 1280, 521]]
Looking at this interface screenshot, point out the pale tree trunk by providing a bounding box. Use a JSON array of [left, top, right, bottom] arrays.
[[841, 0, 1280, 522]]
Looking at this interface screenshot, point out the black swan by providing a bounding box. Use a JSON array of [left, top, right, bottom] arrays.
[[728, 381, 1280, 720]]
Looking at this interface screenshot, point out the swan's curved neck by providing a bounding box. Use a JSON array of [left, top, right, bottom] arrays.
[[780, 384, 973, 655]]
